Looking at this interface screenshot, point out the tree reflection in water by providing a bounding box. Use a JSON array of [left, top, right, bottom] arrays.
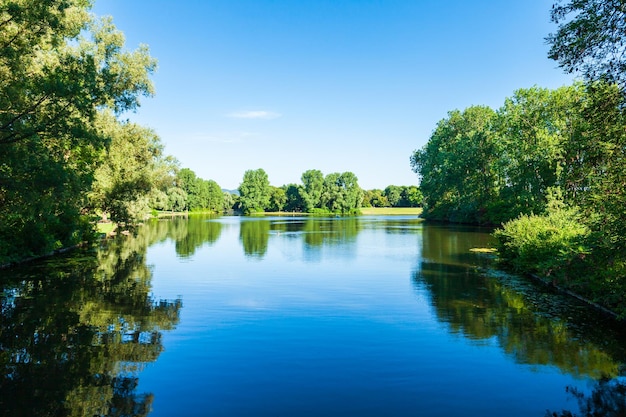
[[547, 377, 626, 417], [0, 225, 182, 417], [415, 224, 626, 385], [413, 226, 626, 417]]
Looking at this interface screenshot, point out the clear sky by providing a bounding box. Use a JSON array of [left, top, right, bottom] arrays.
[[91, 0, 575, 191]]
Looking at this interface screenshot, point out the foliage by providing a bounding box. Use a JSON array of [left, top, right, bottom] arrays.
[[174, 168, 225, 213], [412, 85, 585, 225], [411, 105, 499, 223], [318, 171, 363, 214], [268, 186, 287, 212], [88, 114, 165, 223], [494, 196, 590, 281], [282, 184, 306, 212], [0, 0, 156, 263], [300, 169, 324, 212], [547, 0, 626, 89], [238, 168, 271, 214]]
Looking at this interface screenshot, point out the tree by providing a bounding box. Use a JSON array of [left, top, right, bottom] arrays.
[[0, 1, 156, 262], [268, 186, 287, 212], [319, 171, 363, 214], [89, 114, 164, 223], [411, 105, 499, 223], [363, 189, 389, 207], [402, 186, 423, 207], [301, 169, 324, 211], [496, 85, 583, 221], [238, 169, 271, 214], [176, 168, 199, 210], [167, 187, 188, 212], [283, 184, 305, 212], [547, 0, 626, 89], [384, 185, 403, 207], [205, 180, 224, 212]]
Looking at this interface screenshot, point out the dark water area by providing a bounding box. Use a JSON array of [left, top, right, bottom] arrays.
[[1, 215, 625, 416]]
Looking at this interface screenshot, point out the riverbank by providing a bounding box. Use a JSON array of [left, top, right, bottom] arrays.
[[359, 207, 423, 215]]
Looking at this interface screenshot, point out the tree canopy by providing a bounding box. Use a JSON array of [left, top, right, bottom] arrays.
[[238, 168, 271, 214], [0, 0, 156, 262], [547, 0, 626, 89]]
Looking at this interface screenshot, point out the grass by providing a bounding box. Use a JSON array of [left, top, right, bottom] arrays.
[[359, 207, 423, 216], [96, 221, 116, 235]]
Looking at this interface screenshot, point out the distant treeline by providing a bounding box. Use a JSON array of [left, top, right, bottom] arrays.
[[171, 167, 422, 215]]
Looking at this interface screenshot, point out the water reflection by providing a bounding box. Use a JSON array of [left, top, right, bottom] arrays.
[[238, 216, 362, 259], [548, 377, 626, 417], [415, 224, 626, 379], [173, 215, 223, 258], [0, 227, 181, 417], [240, 217, 271, 258]]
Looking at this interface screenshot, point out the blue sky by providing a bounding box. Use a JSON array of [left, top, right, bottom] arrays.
[[92, 0, 575, 190]]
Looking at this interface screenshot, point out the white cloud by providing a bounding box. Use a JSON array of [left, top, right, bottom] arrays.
[[227, 110, 282, 120]]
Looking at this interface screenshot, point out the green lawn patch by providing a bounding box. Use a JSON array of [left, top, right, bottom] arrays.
[[359, 207, 423, 216]]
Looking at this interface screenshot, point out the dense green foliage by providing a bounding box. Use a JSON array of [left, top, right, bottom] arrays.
[[414, 82, 626, 316], [494, 192, 591, 280], [0, 1, 235, 263], [362, 185, 422, 208], [411, 85, 585, 224], [236, 169, 365, 214], [547, 0, 626, 89], [278, 170, 364, 214], [413, 0, 626, 317], [175, 168, 225, 213], [238, 168, 271, 214], [0, 0, 156, 262]]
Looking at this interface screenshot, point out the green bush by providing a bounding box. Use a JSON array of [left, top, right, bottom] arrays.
[[494, 206, 590, 282]]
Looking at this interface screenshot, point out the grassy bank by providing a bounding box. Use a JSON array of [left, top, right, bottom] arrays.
[[359, 207, 423, 216]]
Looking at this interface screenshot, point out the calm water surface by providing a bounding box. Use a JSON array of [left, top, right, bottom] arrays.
[[1, 215, 625, 416]]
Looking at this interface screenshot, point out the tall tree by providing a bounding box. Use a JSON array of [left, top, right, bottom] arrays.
[[496, 85, 583, 220], [411, 105, 499, 223], [89, 114, 164, 223], [301, 169, 324, 211], [268, 186, 287, 212], [0, 1, 156, 262], [282, 184, 305, 212], [547, 0, 626, 89], [238, 169, 271, 214]]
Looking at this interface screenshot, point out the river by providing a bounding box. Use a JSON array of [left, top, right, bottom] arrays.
[[1, 215, 625, 416]]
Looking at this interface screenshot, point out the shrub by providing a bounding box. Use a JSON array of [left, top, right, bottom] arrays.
[[494, 206, 590, 282]]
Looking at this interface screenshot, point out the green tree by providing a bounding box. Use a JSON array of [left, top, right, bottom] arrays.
[[496, 85, 583, 221], [301, 169, 324, 211], [167, 187, 188, 212], [0, 1, 156, 262], [411, 105, 499, 223], [89, 114, 164, 223], [176, 168, 199, 210], [402, 186, 423, 207], [206, 180, 224, 213], [222, 191, 235, 212], [283, 184, 305, 212], [238, 169, 271, 214], [268, 186, 287, 212], [384, 185, 403, 207], [319, 172, 363, 214], [547, 0, 626, 89]]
